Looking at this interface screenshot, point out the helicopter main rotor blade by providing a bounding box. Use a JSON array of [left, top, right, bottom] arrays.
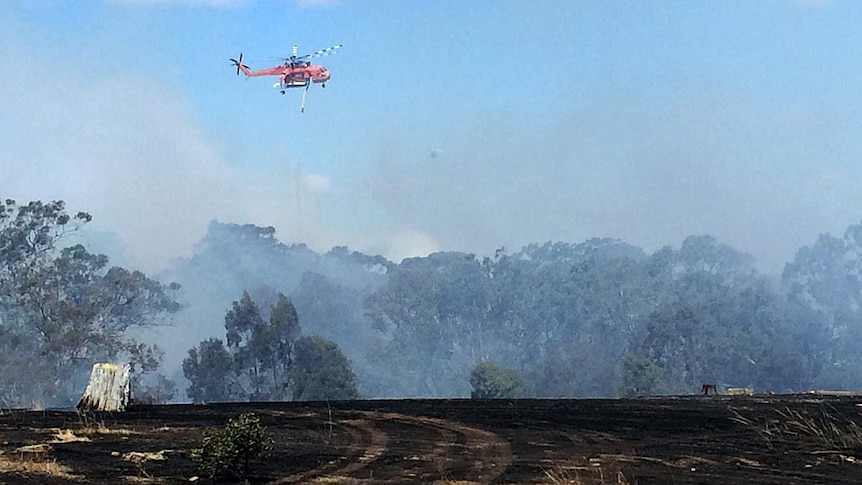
[[297, 44, 342, 60]]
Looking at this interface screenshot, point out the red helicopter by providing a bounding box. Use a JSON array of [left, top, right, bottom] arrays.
[[230, 44, 342, 112]]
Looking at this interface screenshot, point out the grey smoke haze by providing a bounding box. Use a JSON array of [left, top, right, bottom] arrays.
[[7, 1, 862, 403], [3, 4, 862, 278], [0, 42, 351, 271], [366, 93, 862, 274]]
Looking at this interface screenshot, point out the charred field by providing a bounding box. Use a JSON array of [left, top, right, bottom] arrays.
[[2, 395, 862, 484]]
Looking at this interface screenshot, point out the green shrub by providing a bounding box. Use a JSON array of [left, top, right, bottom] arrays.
[[191, 412, 274, 480], [289, 335, 360, 401], [619, 354, 661, 397], [470, 361, 526, 399]]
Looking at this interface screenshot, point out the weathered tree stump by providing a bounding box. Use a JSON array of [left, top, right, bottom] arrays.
[[77, 363, 130, 412]]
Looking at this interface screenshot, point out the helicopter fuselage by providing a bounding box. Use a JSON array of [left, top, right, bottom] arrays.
[[240, 62, 330, 88], [231, 45, 340, 111]]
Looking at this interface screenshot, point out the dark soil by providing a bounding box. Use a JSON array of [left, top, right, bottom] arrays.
[[2, 395, 862, 484]]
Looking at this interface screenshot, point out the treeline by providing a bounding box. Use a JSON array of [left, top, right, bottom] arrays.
[[4, 197, 862, 407], [168, 220, 862, 399], [363, 237, 809, 397]]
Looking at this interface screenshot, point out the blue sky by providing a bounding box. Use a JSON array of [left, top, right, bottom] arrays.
[[3, 0, 862, 273]]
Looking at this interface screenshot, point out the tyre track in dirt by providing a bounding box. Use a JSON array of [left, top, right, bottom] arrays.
[[269, 410, 388, 484], [355, 411, 511, 484], [270, 410, 511, 484]]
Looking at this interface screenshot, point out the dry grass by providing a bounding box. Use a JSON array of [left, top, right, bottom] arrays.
[[122, 451, 168, 463], [70, 411, 136, 436], [306, 477, 366, 484], [51, 428, 92, 443], [0, 449, 77, 480], [15, 443, 53, 453], [79, 425, 136, 436], [122, 476, 165, 483], [544, 465, 634, 484], [732, 405, 862, 450], [40, 425, 133, 441], [432, 481, 483, 485], [122, 450, 168, 479]]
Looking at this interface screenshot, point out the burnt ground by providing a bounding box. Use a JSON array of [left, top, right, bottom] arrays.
[[2, 395, 862, 484]]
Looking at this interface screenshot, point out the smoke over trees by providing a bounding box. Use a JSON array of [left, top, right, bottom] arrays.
[[167, 222, 862, 399], [0, 199, 180, 407], [6, 198, 862, 404]]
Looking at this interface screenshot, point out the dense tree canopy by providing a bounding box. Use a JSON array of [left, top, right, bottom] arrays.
[[357, 233, 852, 398], [183, 290, 356, 403], [289, 335, 360, 401], [183, 338, 235, 403], [162, 218, 862, 400], [13, 197, 862, 404]]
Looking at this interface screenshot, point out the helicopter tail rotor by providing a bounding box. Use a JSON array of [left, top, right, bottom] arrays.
[[229, 53, 248, 76]]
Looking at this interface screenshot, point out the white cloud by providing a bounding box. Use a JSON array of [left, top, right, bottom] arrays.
[[301, 173, 332, 193], [387, 226, 440, 262]]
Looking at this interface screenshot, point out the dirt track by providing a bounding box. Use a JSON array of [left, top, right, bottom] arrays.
[[2, 395, 862, 484]]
